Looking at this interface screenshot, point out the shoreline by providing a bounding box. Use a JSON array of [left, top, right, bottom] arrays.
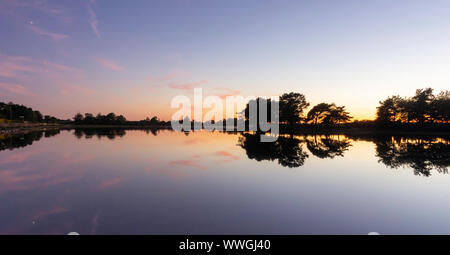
[[1, 124, 449, 137]]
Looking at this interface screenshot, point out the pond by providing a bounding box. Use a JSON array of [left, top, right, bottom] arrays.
[[0, 129, 449, 234]]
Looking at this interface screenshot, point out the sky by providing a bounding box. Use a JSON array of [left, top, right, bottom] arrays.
[[1, 0, 450, 121]]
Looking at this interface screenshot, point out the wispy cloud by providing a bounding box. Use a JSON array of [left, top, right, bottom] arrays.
[[0, 53, 89, 97], [42, 60, 83, 77], [168, 80, 208, 90], [1, 0, 72, 23], [213, 87, 241, 99], [29, 24, 68, 41], [0, 82, 34, 96], [94, 57, 124, 71], [60, 84, 96, 97], [0, 54, 36, 78], [147, 71, 186, 85], [88, 0, 100, 38]]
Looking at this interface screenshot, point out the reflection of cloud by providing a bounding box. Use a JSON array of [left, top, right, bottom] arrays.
[[94, 57, 124, 71], [0, 151, 94, 194], [29, 24, 68, 41], [0, 150, 39, 164], [169, 159, 207, 170], [214, 150, 240, 161], [97, 177, 123, 190], [31, 206, 69, 221], [183, 138, 201, 145], [90, 210, 101, 234]]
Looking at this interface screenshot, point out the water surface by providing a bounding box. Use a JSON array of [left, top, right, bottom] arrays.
[[0, 129, 449, 234]]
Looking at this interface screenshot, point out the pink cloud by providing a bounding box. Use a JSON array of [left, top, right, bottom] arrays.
[[60, 84, 96, 96], [0, 82, 34, 96], [215, 87, 241, 99], [29, 24, 68, 41], [147, 71, 186, 85], [0, 54, 84, 82], [43, 60, 82, 75], [0, 54, 37, 78], [94, 57, 124, 71], [168, 80, 208, 90]]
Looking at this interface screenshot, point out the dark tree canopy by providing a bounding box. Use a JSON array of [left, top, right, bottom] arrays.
[[0, 102, 58, 123], [73, 112, 127, 125], [279, 93, 309, 126], [307, 103, 352, 125], [376, 88, 450, 124]]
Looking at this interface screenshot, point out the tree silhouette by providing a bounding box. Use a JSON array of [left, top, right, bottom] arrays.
[[0, 101, 57, 123], [279, 93, 309, 127], [376, 88, 449, 125], [243, 97, 274, 130], [72, 112, 127, 125], [307, 103, 352, 126]]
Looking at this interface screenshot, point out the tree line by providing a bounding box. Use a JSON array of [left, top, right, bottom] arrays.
[[72, 112, 170, 126], [242, 88, 449, 129], [2, 87, 448, 129], [243, 92, 352, 127], [376, 88, 449, 125], [0, 102, 59, 123]]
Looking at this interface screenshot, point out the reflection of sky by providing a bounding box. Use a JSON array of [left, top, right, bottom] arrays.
[[0, 130, 449, 234], [2, 1, 450, 120]]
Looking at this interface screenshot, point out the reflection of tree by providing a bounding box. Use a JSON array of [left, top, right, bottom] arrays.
[[238, 133, 309, 168], [306, 135, 352, 159], [0, 130, 59, 151], [73, 129, 126, 140], [374, 137, 449, 176]]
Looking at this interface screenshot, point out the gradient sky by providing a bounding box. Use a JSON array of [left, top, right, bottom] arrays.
[[1, 0, 450, 121]]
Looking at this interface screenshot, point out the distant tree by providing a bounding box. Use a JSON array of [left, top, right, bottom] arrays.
[[243, 97, 274, 130], [84, 113, 96, 124], [74, 113, 84, 124], [279, 93, 309, 126], [150, 116, 159, 125], [116, 115, 127, 124], [409, 88, 434, 125], [307, 103, 352, 125], [376, 96, 407, 124], [323, 105, 352, 125], [306, 103, 331, 125], [376, 88, 449, 125], [431, 91, 450, 123]]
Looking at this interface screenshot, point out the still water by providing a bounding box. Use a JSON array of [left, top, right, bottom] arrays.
[[0, 129, 449, 234]]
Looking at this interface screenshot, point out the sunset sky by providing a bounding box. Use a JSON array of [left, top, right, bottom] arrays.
[[1, 0, 450, 121]]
